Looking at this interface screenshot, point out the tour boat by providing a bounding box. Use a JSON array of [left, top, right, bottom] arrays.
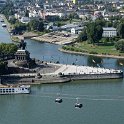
[[0, 84, 31, 94], [2, 23, 6, 27]]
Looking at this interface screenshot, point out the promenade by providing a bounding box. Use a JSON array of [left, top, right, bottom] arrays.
[[4, 62, 123, 82], [53, 64, 122, 75]]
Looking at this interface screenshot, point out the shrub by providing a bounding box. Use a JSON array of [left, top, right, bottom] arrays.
[[89, 51, 98, 54], [115, 39, 124, 52]]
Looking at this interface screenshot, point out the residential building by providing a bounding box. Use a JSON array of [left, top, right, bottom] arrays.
[[20, 17, 30, 24], [102, 27, 117, 37]]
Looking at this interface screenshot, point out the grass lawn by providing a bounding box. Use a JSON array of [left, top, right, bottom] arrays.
[[63, 42, 124, 57]]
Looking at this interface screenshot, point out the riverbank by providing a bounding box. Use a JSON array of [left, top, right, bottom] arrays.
[[11, 32, 39, 42], [59, 48, 124, 59], [0, 14, 12, 32], [1, 14, 124, 59], [1, 61, 123, 84], [59, 44, 124, 59], [31, 32, 77, 45]]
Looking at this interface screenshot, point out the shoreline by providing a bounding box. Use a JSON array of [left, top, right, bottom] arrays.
[[1, 14, 124, 59], [2, 63, 123, 84], [59, 48, 124, 59]]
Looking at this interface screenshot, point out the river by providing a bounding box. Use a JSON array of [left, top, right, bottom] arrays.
[[0, 21, 124, 124]]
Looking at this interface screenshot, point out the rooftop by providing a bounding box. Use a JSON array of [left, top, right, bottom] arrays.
[[103, 27, 117, 31]]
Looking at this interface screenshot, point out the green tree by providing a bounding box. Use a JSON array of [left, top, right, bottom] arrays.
[[76, 28, 87, 42], [0, 1, 15, 19], [87, 22, 96, 43], [115, 39, 124, 52], [95, 25, 103, 41], [86, 22, 103, 44], [25, 10, 29, 17], [0, 43, 17, 54], [37, 21, 44, 31], [117, 22, 124, 38], [9, 17, 17, 24], [14, 22, 27, 33], [95, 18, 106, 27], [0, 61, 7, 75], [28, 19, 44, 32]]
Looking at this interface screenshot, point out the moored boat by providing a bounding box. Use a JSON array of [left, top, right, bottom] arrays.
[[0, 19, 4, 22], [0, 84, 31, 94], [2, 23, 6, 27]]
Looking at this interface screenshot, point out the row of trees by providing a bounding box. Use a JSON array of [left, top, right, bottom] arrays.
[[0, 43, 17, 55], [77, 19, 104, 44], [0, 1, 15, 19], [11, 19, 44, 34]]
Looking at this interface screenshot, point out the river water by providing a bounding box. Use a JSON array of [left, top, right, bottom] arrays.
[[0, 21, 124, 124]]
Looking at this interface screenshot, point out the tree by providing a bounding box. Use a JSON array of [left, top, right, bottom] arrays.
[[0, 1, 15, 19], [115, 39, 124, 52], [86, 22, 96, 44], [37, 21, 44, 32], [25, 10, 29, 17], [0, 43, 17, 54], [95, 25, 103, 42], [117, 22, 124, 38], [28, 19, 44, 32], [14, 22, 27, 33], [0, 61, 7, 75], [86, 22, 103, 44], [95, 18, 106, 27], [9, 17, 17, 24], [76, 28, 87, 42]]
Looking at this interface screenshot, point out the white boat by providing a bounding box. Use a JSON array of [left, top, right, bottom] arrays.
[[0, 84, 31, 94], [2, 23, 6, 27], [0, 19, 4, 22]]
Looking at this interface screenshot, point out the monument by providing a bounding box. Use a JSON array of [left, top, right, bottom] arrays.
[[14, 38, 35, 68]]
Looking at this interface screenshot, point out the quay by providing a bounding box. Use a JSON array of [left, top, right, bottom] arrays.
[[1, 62, 123, 84]]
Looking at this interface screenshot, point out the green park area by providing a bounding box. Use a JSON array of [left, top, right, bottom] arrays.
[[62, 42, 124, 57]]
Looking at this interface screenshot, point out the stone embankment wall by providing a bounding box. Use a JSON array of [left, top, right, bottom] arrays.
[[1, 71, 123, 84], [1, 75, 70, 84], [65, 72, 123, 80]]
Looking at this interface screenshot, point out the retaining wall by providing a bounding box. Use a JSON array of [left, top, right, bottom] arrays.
[[65, 72, 123, 80]]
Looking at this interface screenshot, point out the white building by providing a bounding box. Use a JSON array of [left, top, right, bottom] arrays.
[[20, 17, 30, 24], [29, 10, 39, 18], [102, 27, 117, 37], [71, 27, 84, 34], [45, 11, 65, 18], [61, 24, 79, 31]]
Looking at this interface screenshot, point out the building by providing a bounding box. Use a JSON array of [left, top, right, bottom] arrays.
[[61, 24, 79, 31], [0, 0, 6, 7], [71, 27, 84, 34], [20, 17, 30, 24], [102, 27, 117, 37]]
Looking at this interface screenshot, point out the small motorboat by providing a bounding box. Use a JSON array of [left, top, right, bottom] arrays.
[[55, 98, 63, 103]]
